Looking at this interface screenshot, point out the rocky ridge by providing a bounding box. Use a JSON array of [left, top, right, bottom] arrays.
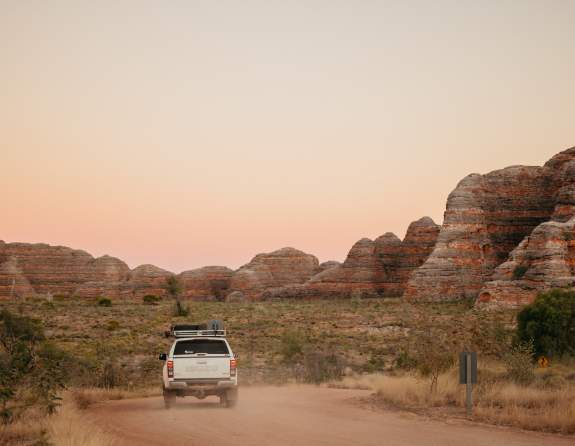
[[178, 266, 234, 301], [478, 216, 575, 306], [406, 146, 575, 305], [0, 242, 322, 302], [262, 217, 440, 300], [2, 146, 574, 307], [227, 247, 320, 301]]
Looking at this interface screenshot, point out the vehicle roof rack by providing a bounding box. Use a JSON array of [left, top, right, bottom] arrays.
[[173, 328, 226, 338], [166, 320, 226, 338]]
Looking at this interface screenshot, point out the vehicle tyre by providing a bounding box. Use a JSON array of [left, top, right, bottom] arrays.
[[224, 388, 238, 408], [163, 388, 176, 409], [219, 392, 227, 407]]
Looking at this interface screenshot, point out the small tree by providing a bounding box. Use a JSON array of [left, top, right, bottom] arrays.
[[279, 330, 305, 363], [400, 303, 456, 393], [166, 275, 182, 298], [0, 309, 69, 422], [89, 341, 125, 389], [166, 276, 189, 317], [210, 279, 229, 301], [414, 333, 454, 393], [503, 340, 535, 384], [517, 289, 575, 358], [302, 352, 344, 384]]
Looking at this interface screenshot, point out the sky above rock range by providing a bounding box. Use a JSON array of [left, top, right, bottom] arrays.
[[1, 1, 574, 272]]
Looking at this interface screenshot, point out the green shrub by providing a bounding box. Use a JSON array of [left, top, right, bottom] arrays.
[[97, 361, 123, 388], [143, 294, 161, 305], [172, 301, 189, 317], [0, 309, 70, 423], [512, 265, 529, 280], [350, 289, 362, 305], [503, 340, 535, 384], [278, 330, 305, 362], [84, 342, 127, 389], [97, 298, 112, 307], [301, 352, 344, 384], [106, 320, 120, 331], [165, 276, 182, 298], [166, 276, 188, 316], [517, 289, 575, 358], [41, 300, 55, 310], [138, 357, 161, 381], [395, 350, 417, 370], [365, 353, 386, 373]]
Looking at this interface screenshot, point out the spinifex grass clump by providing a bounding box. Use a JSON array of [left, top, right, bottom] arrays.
[[143, 295, 161, 305]]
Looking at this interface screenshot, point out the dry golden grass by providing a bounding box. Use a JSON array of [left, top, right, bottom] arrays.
[[48, 387, 161, 445], [0, 418, 47, 446], [476, 381, 575, 434], [335, 371, 461, 407], [47, 399, 115, 446], [337, 366, 575, 435], [71, 386, 161, 410], [0, 387, 161, 446], [49, 387, 162, 445]]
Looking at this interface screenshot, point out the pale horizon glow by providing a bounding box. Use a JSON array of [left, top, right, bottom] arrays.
[[1, 1, 574, 272]]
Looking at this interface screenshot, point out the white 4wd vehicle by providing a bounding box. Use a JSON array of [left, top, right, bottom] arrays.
[[159, 323, 238, 408]]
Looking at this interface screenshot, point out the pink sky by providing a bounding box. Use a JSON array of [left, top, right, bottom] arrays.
[[1, 1, 574, 272]]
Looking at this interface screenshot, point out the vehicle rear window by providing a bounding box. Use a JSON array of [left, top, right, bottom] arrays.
[[174, 339, 229, 355]]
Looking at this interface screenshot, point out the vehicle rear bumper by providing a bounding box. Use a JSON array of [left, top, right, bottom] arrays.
[[166, 378, 237, 391]]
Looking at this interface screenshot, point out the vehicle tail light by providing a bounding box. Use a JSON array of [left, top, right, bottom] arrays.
[[167, 360, 174, 378], [230, 359, 237, 376]]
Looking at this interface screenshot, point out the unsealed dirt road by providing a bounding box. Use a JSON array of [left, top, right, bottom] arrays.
[[91, 386, 574, 446]]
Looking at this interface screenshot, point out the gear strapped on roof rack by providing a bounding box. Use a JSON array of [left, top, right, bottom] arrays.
[[165, 320, 226, 338]]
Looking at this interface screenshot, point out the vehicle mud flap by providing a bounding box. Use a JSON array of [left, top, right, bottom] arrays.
[[222, 388, 238, 408], [163, 387, 176, 409]]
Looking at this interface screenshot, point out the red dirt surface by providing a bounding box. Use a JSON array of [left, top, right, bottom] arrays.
[[90, 386, 574, 446]]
